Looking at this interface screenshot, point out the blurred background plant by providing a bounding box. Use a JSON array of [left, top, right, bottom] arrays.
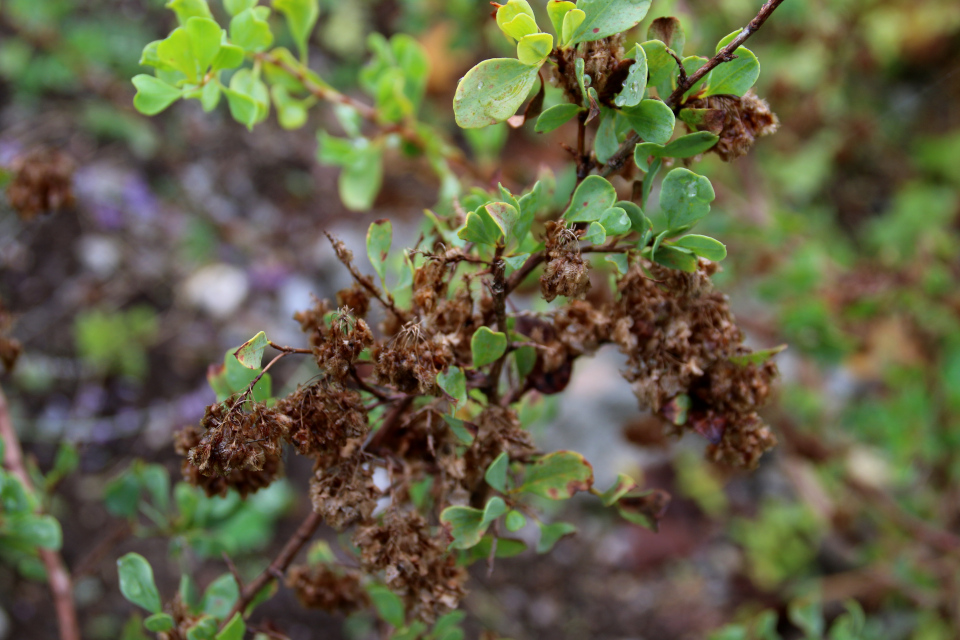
[[0, 0, 958, 638]]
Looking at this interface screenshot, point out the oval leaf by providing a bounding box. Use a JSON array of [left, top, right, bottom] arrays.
[[234, 331, 268, 369], [661, 131, 719, 157], [621, 99, 675, 145], [518, 451, 593, 499], [659, 168, 715, 230], [437, 366, 467, 406], [535, 103, 583, 133], [132, 75, 183, 115], [704, 47, 760, 98], [614, 44, 648, 108], [117, 552, 162, 614], [566, 0, 653, 46], [454, 59, 540, 128], [672, 234, 727, 261], [517, 33, 553, 66], [563, 175, 617, 222], [366, 219, 392, 283], [471, 327, 508, 368]]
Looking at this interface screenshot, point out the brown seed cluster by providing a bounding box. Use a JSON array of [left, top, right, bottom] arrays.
[[276, 380, 369, 457], [5, 148, 75, 219], [541, 221, 591, 302], [353, 509, 467, 622], [684, 91, 780, 161], [611, 261, 777, 468], [308, 453, 379, 530], [287, 564, 369, 614]]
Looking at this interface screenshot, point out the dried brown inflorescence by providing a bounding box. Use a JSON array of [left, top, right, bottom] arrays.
[[276, 380, 369, 456], [684, 91, 780, 161], [6, 148, 75, 219], [611, 261, 777, 468], [309, 453, 380, 530], [374, 324, 452, 395], [353, 508, 467, 622], [287, 563, 369, 614], [541, 221, 591, 302]]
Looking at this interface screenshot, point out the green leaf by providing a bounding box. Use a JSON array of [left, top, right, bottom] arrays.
[[179, 574, 201, 611], [517, 33, 553, 66], [486, 202, 520, 241], [496, 0, 537, 40], [661, 131, 718, 157], [563, 175, 617, 222], [229, 7, 273, 52], [270, 85, 308, 129], [212, 43, 245, 71], [729, 344, 787, 367], [201, 81, 221, 112], [185, 17, 222, 72], [504, 510, 527, 532], [536, 521, 577, 553], [518, 451, 593, 499], [484, 452, 509, 492], [547, 1, 577, 37], [224, 68, 270, 129], [605, 252, 629, 274], [137, 463, 170, 513], [215, 613, 245, 640], [504, 253, 530, 273], [224, 0, 256, 15], [561, 9, 586, 48], [565, 0, 652, 46], [659, 168, 715, 229], [648, 16, 685, 56], [7, 514, 62, 550], [233, 331, 268, 369], [437, 366, 467, 406], [453, 58, 540, 128], [443, 415, 475, 445], [366, 219, 392, 283], [583, 221, 606, 245], [440, 497, 507, 549], [223, 88, 258, 128], [132, 75, 182, 115], [460, 536, 527, 565], [339, 141, 383, 211], [118, 553, 163, 614], [640, 39, 676, 98], [156, 27, 196, 80], [788, 600, 824, 639], [621, 99, 675, 145], [186, 616, 218, 640], [534, 103, 583, 133], [274, 0, 320, 61], [166, 0, 213, 24], [471, 327, 508, 368], [594, 107, 620, 164], [201, 574, 239, 619], [458, 205, 503, 246], [704, 46, 759, 98], [617, 200, 648, 233], [599, 206, 631, 236], [614, 44, 648, 108], [672, 234, 726, 261], [104, 471, 141, 518], [367, 585, 405, 628], [597, 473, 638, 506], [574, 57, 588, 107], [653, 245, 698, 272], [641, 157, 662, 208], [145, 613, 176, 632], [680, 55, 712, 99]]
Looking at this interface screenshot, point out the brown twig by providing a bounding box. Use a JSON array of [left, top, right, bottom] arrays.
[[268, 341, 313, 355], [600, 0, 787, 177], [363, 395, 415, 454], [219, 510, 325, 630], [0, 384, 80, 640], [325, 232, 409, 324], [504, 242, 628, 295], [485, 250, 509, 403], [222, 552, 245, 592]]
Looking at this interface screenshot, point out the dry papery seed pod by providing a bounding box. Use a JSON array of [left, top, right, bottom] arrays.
[[174, 423, 284, 498], [684, 90, 780, 162], [275, 379, 369, 457], [540, 221, 591, 302], [308, 452, 379, 530], [6, 148, 75, 219], [373, 322, 452, 395], [287, 563, 369, 614]]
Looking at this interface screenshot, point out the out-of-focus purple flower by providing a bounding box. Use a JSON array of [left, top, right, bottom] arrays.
[[248, 261, 292, 292], [0, 140, 22, 165], [121, 174, 159, 221], [177, 385, 215, 425]]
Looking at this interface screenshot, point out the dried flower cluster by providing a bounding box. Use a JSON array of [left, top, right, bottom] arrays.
[[6, 148, 75, 219], [685, 91, 780, 161]]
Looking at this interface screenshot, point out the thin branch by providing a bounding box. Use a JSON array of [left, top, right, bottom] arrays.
[[504, 242, 627, 295], [601, 0, 787, 177], [0, 384, 80, 640], [363, 395, 415, 454], [485, 251, 509, 403], [325, 232, 409, 324], [219, 510, 324, 630], [268, 341, 313, 355]]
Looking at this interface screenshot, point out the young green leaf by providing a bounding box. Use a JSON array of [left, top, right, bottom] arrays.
[[594, 107, 620, 164], [641, 157, 662, 208], [225, 68, 270, 129], [617, 200, 648, 233], [496, 0, 537, 40], [614, 44, 648, 108], [167, 0, 213, 24], [583, 220, 606, 245], [366, 219, 392, 283], [270, 85, 308, 129], [214, 613, 245, 640], [518, 451, 594, 499], [145, 613, 176, 633], [132, 75, 183, 115], [517, 33, 553, 66], [534, 103, 583, 133], [621, 99, 675, 145], [599, 206, 631, 236], [201, 81, 221, 112], [563, 175, 617, 222], [274, 0, 320, 61], [229, 7, 273, 52], [367, 584, 405, 628], [659, 168, 715, 229], [437, 366, 467, 406], [672, 234, 727, 261], [458, 205, 504, 246], [536, 521, 577, 553], [561, 9, 586, 47], [201, 574, 239, 619], [233, 331, 268, 369], [471, 327, 508, 368], [453, 59, 540, 128], [574, 57, 589, 106], [224, 0, 256, 16], [7, 514, 62, 550], [564, 0, 652, 46], [704, 46, 760, 97], [605, 252, 629, 274], [486, 202, 520, 240], [547, 1, 577, 37], [485, 452, 510, 492], [641, 39, 677, 98], [117, 553, 163, 614], [505, 510, 527, 532], [339, 141, 383, 211], [661, 131, 718, 157], [596, 473, 639, 506], [440, 497, 507, 549], [680, 55, 713, 99]]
